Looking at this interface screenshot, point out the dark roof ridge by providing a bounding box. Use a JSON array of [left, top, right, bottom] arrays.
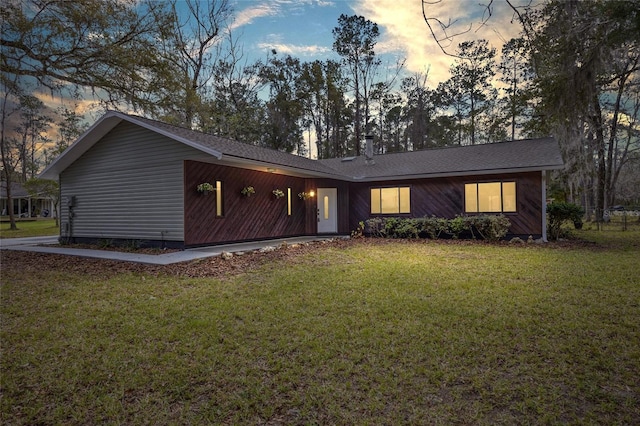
[[320, 136, 556, 162]]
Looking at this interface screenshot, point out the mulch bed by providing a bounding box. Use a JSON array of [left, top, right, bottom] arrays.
[[1, 237, 603, 280], [1, 238, 360, 280]]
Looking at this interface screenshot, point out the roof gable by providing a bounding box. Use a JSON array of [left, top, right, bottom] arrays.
[[41, 111, 342, 179]]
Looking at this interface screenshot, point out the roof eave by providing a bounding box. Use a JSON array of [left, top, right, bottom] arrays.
[[348, 164, 565, 182], [211, 155, 348, 179]]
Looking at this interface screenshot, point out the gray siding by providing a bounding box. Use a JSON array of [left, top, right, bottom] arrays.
[[60, 122, 204, 242]]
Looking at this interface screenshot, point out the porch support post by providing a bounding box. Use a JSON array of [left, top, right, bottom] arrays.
[[542, 171, 548, 242]]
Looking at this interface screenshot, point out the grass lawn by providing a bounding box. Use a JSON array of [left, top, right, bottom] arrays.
[[0, 219, 58, 238], [1, 231, 639, 424]]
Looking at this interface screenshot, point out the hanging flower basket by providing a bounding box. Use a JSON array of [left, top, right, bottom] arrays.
[[197, 182, 214, 194], [272, 189, 285, 199], [241, 186, 255, 197]]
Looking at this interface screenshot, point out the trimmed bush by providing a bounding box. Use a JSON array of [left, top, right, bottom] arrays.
[[364, 215, 511, 241], [547, 202, 584, 240], [468, 215, 512, 241]]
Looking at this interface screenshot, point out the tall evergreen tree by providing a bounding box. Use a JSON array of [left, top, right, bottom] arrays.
[[447, 40, 497, 145], [401, 72, 434, 150], [499, 37, 533, 140], [259, 52, 305, 153], [332, 14, 380, 155]]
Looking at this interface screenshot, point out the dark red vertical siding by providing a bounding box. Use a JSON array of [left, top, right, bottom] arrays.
[[184, 160, 544, 244], [348, 172, 543, 236], [184, 161, 308, 246]]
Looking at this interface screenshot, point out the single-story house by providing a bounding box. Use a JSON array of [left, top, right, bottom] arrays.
[[1, 181, 56, 219], [40, 111, 564, 247]]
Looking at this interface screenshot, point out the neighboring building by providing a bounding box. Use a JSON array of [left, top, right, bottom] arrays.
[[40, 111, 564, 247], [1, 181, 55, 219]]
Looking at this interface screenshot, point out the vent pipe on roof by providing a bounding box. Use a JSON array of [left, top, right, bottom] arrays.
[[365, 134, 375, 165]]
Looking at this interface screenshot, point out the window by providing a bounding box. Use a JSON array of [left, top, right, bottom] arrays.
[[465, 181, 516, 213], [287, 188, 292, 216], [323, 195, 330, 219], [371, 187, 411, 214], [215, 180, 223, 216]]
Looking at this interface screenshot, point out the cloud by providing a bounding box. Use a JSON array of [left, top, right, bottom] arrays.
[[257, 42, 331, 57], [233, 0, 337, 59], [231, 0, 336, 30], [354, 0, 526, 87], [231, 2, 280, 31]]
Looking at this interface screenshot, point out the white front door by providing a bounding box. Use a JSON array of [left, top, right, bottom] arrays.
[[317, 188, 337, 233]]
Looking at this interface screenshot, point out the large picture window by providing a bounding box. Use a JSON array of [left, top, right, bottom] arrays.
[[371, 187, 411, 214], [465, 181, 516, 213]]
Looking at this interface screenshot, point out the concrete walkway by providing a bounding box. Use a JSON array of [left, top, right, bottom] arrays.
[[0, 235, 338, 265]]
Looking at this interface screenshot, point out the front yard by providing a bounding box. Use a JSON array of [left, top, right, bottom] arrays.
[[1, 231, 639, 424], [0, 219, 58, 238]]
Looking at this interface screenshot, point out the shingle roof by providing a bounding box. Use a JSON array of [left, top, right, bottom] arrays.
[[1, 182, 29, 198], [41, 111, 564, 181], [319, 138, 564, 180], [128, 115, 344, 177], [132, 115, 563, 179]]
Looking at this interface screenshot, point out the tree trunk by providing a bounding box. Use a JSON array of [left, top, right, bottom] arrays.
[[592, 94, 607, 222], [0, 108, 18, 230], [354, 72, 361, 156], [605, 61, 633, 207]]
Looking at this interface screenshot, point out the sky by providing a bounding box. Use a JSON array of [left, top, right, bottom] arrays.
[[37, 0, 531, 119], [26, 0, 531, 157], [226, 0, 528, 87]]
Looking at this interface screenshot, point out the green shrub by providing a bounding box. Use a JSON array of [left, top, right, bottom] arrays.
[[468, 215, 512, 241], [383, 217, 402, 238], [397, 218, 422, 238], [547, 202, 584, 240], [365, 217, 386, 237], [351, 221, 365, 238], [448, 216, 467, 239], [364, 215, 511, 241]]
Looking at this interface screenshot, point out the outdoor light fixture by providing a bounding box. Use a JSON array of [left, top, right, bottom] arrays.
[[309, 190, 315, 197], [267, 167, 276, 173]]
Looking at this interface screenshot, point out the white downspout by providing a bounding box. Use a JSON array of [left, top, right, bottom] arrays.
[[542, 170, 548, 242]]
